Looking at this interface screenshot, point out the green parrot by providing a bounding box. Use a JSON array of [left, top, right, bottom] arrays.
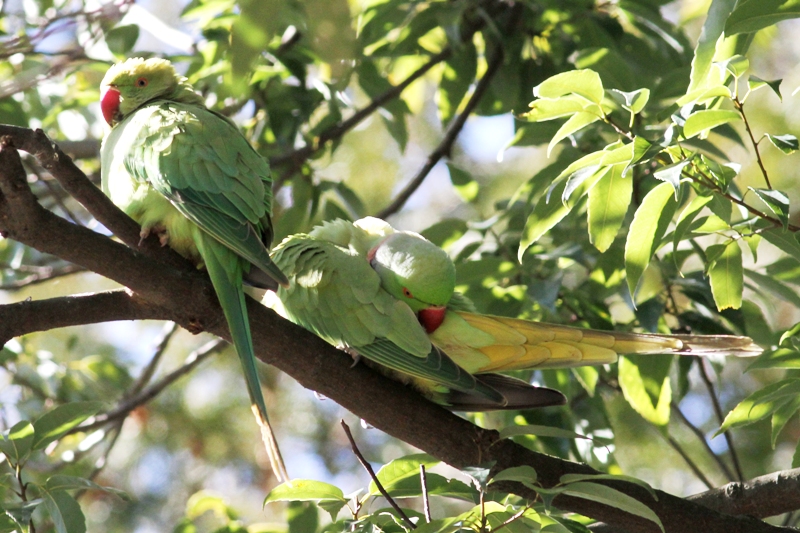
[[265, 217, 761, 410], [100, 57, 290, 480]]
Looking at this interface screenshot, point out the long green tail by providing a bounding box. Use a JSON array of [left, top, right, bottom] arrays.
[[199, 236, 289, 482]]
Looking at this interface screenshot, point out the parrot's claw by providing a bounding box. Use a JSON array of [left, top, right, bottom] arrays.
[[343, 347, 362, 367], [158, 231, 170, 247], [138, 228, 151, 246]]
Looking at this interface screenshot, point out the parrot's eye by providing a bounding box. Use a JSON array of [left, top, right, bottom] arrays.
[[136, 77, 148, 87], [402, 287, 413, 298]]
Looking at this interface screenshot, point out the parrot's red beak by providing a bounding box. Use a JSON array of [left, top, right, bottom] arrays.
[[418, 306, 446, 334], [101, 86, 121, 126]]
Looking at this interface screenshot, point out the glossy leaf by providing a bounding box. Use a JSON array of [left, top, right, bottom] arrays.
[[619, 355, 672, 427], [32, 402, 104, 451], [264, 480, 346, 504], [625, 182, 679, 298], [534, 70, 604, 104], [765, 133, 798, 154], [726, 0, 800, 35], [42, 490, 86, 533], [708, 240, 743, 310], [683, 110, 741, 139], [369, 453, 439, 496], [688, 0, 737, 92], [718, 378, 800, 433], [561, 482, 664, 532], [0, 421, 34, 465]]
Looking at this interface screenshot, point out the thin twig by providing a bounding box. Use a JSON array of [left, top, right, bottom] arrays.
[[493, 503, 533, 532], [126, 322, 178, 398], [340, 420, 415, 529], [376, 35, 509, 219], [69, 339, 227, 435], [665, 433, 715, 490], [672, 401, 736, 482], [420, 464, 431, 524], [698, 359, 745, 481], [0, 263, 85, 291], [271, 48, 453, 189], [733, 97, 771, 189]]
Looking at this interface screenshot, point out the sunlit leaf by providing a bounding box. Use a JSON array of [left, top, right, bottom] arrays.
[[765, 133, 798, 154], [264, 480, 346, 503], [625, 182, 678, 298], [726, 0, 800, 35], [490, 466, 538, 487], [747, 76, 783, 101], [0, 421, 34, 465], [587, 164, 631, 253], [499, 425, 592, 441], [619, 355, 672, 427], [369, 454, 439, 496], [534, 69, 605, 104], [688, 0, 737, 92], [561, 482, 664, 532], [547, 112, 601, 156], [683, 110, 741, 139], [708, 240, 743, 311], [32, 402, 104, 451], [718, 378, 800, 433]]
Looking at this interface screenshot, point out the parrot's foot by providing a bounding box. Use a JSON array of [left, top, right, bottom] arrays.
[[343, 347, 362, 368], [138, 225, 169, 247]]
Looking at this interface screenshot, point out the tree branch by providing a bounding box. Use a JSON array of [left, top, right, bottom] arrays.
[[0, 126, 794, 533], [375, 20, 511, 219]]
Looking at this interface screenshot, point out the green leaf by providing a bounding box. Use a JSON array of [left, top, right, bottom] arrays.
[[548, 112, 601, 156], [708, 240, 743, 311], [368, 472, 477, 502], [446, 164, 479, 202], [747, 348, 800, 371], [519, 167, 605, 260], [611, 89, 650, 114], [619, 355, 673, 427], [42, 490, 86, 533], [760, 226, 800, 263], [186, 491, 235, 521], [653, 160, 690, 196], [45, 475, 129, 500], [32, 401, 104, 451], [524, 96, 589, 122], [490, 466, 538, 487], [683, 110, 741, 139], [0, 421, 34, 465], [437, 43, 477, 125], [264, 480, 346, 504], [572, 366, 599, 397], [749, 187, 790, 228], [2, 500, 42, 531], [765, 133, 798, 154], [499, 424, 593, 441], [744, 270, 800, 308], [561, 482, 664, 532], [771, 394, 800, 447], [688, 0, 738, 92], [369, 454, 439, 496], [672, 194, 713, 253], [534, 70, 605, 104], [718, 378, 800, 433], [421, 218, 468, 249], [726, 0, 800, 35], [716, 54, 749, 78], [747, 76, 783, 101], [676, 85, 732, 107], [559, 474, 658, 501], [625, 182, 678, 298], [104, 24, 140, 55]]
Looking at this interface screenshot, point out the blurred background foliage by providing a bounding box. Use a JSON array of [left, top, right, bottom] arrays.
[[3, 0, 800, 531]]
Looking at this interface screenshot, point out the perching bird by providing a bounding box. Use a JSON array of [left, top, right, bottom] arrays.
[[100, 57, 290, 480], [265, 217, 761, 410]]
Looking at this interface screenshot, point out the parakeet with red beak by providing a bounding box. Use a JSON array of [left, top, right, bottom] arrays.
[[265, 217, 761, 410], [100, 57, 289, 481]]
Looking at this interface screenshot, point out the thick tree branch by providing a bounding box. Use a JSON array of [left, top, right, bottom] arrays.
[[688, 468, 800, 519], [376, 23, 512, 219], [0, 291, 166, 346], [0, 127, 795, 533]]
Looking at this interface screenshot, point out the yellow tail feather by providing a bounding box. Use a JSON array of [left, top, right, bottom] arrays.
[[448, 312, 761, 373]]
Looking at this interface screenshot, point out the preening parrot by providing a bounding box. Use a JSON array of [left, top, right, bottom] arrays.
[[100, 57, 290, 480], [265, 217, 761, 410]]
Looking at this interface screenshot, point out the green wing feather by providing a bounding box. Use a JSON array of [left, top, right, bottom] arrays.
[[123, 101, 286, 285], [270, 230, 505, 405]]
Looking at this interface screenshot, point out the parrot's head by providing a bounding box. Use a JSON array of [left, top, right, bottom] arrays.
[[368, 232, 455, 333], [100, 57, 193, 126]]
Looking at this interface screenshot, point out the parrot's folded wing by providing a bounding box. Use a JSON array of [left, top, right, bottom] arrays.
[[356, 340, 507, 406]]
